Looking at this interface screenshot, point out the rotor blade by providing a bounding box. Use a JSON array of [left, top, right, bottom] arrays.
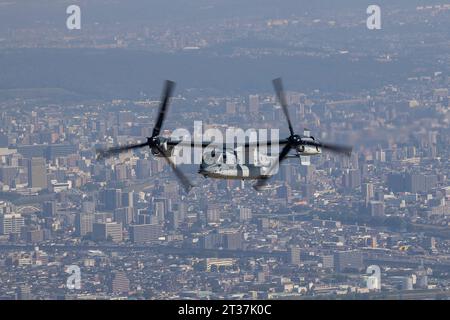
[[96, 141, 149, 160], [302, 140, 353, 156], [253, 143, 292, 191], [155, 144, 194, 193], [273, 78, 294, 136], [152, 80, 175, 138]]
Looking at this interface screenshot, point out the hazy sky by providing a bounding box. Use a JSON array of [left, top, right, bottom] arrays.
[[0, 0, 445, 28], [0, 1, 448, 99]]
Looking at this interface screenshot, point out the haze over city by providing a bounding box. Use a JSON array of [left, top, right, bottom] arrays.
[[0, 0, 449, 301]]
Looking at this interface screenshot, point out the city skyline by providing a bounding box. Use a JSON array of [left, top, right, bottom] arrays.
[[0, 0, 449, 302]]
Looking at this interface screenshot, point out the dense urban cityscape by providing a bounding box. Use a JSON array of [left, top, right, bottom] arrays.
[[0, 0, 449, 300]]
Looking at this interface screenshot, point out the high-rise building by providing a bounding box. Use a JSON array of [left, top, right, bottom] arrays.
[[110, 271, 130, 294], [45, 144, 77, 160], [0, 213, 25, 235], [321, 255, 334, 269], [239, 207, 252, 222], [367, 236, 377, 248], [362, 183, 374, 206], [200, 232, 222, 249], [27, 157, 47, 189], [375, 190, 384, 202], [92, 222, 123, 242], [172, 202, 186, 223], [277, 184, 292, 205], [223, 231, 243, 250], [137, 213, 153, 225], [121, 191, 134, 208], [26, 229, 44, 243], [18, 145, 47, 159], [0, 132, 8, 147], [153, 198, 168, 224], [360, 163, 369, 179], [206, 205, 221, 223], [334, 251, 363, 272], [0, 166, 18, 186], [387, 172, 438, 194], [164, 182, 179, 198], [103, 189, 122, 211], [113, 163, 129, 181], [257, 218, 270, 232], [135, 159, 151, 179], [94, 212, 113, 223], [17, 285, 32, 300], [387, 173, 406, 192], [301, 184, 315, 203], [114, 207, 134, 226], [75, 213, 94, 237], [342, 169, 361, 190], [406, 173, 438, 193], [300, 162, 315, 183], [167, 211, 181, 230], [281, 163, 296, 185], [129, 224, 162, 243], [249, 95, 259, 113], [42, 201, 56, 217], [226, 101, 236, 114], [375, 149, 386, 162], [369, 201, 385, 217], [422, 237, 437, 251], [288, 246, 301, 265], [415, 263, 428, 289], [82, 201, 95, 214]]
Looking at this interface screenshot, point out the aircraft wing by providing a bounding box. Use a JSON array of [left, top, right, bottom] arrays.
[[167, 138, 289, 149]]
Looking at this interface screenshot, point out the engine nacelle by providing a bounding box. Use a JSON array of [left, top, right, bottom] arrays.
[[150, 140, 174, 157], [296, 145, 321, 155]]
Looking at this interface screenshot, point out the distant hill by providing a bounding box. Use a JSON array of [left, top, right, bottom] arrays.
[[0, 48, 419, 101]]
